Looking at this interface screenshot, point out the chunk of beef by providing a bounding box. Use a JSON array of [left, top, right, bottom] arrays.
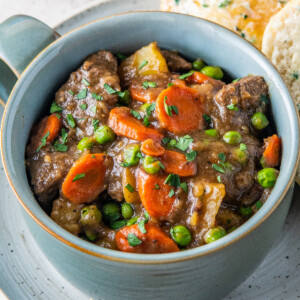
[[212, 76, 268, 133], [161, 50, 192, 72], [55, 51, 120, 138], [26, 143, 79, 209]]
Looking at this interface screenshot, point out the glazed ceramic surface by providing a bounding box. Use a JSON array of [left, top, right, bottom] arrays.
[[0, 5, 299, 300]]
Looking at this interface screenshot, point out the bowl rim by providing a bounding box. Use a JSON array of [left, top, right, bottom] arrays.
[[1, 11, 300, 264]]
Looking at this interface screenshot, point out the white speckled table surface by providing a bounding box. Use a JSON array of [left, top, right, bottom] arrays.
[[1, 1, 300, 299]]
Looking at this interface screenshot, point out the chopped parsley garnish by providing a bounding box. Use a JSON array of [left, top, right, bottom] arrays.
[[175, 0, 180, 5], [291, 72, 299, 80], [36, 131, 50, 152], [162, 137, 170, 144], [91, 106, 97, 114], [203, 3, 209, 7], [143, 117, 150, 127], [165, 173, 181, 188], [130, 109, 141, 120], [260, 94, 269, 104], [212, 163, 225, 173], [219, 0, 231, 8], [138, 213, 149, 234], [139, 60, 148, 70], [240, 143, 247, 151], [67, 114, 76, 128], [55, 113, 61, 119], [92, 93, 103, 101], [143, 81, 157, 89], [68, 90, 75, 95], [146, 103, 156, 116], [203, 113, 212, 125], [167, 82, 174, 87], [136, 152, 143, 159], [154, 183, 160, 190], [53, 142, 68, 152], [110, 219, 127, 230], [164, 96, 178, 117], [82, 78, 90, 86], [76, 88, 88, 100], [92, 119, 99, 131], [218, 152, 226, 162], [232, 78, 241, 83], [50, 101, 62, 113], [185, 150, 197, 162], [127, 216, 139, 226], [79, 103, 87, 110], [227, 103, 238, 111], [176, 135, 193, 151], [180, 182, 188, 193], [116, 52, 127, 61], [61, 128, 67, 144], [125, 183, 135, 193], [91, 155, 96, 158], [104, 83, 116, 95], [157, 161, 165, 170], [256, 200, 263, 210], [179, 70, 194, 80], [127, 233, 142, 247], [72, 173, 85, 182], [242, 14, 248, 19], [169, 189, 175, 197], [217, 175, 222, 183]]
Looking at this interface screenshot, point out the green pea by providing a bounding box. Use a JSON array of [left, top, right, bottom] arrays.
[[127, 216, 139, 226], [121, 203, 134, 219], [204, 226, 226, 244], [223, 131, 242, 145], [170, 225, 192, 247], [80, 205, 102, 227], [118, 89, 131, 106], [251, 112, 269, 130], [257, 168, 278, 189], [205, 129, 218, 138], [123, 144, 141, 166], [143, 156, 161, 174], [102, 202, 120, 221], [200, 66, 224, 80], [239, 206, 253, 217], [94, 125, 115, 144], [192, 59, 206, 71], [233, 148, 248, 164], [77, 137, 94, 151], [85, 229, 97, 242]]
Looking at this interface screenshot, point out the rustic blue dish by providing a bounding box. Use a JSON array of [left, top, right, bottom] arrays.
[[1, 12, 299, 300]]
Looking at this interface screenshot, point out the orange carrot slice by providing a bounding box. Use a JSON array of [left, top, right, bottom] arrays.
[[160, 150, 197, 177], [156, 85, 203, 134], [129, 84, 162, 103], [43, 113, 62, 143], [116, 223, 179, 253], [186, 71, 211, 84], [262, 134, 281, 167], [138, 169, 176, 220], [62, 153, 107, 203], [108, 107, 163, 142], [141, 139, 166, 157]]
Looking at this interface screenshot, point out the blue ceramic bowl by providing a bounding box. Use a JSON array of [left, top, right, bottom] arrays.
[[1, 12, 299, 300]]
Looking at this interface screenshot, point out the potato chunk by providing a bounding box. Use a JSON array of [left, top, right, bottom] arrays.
[[119, 42, 169, 87], [122, 167, 140, 204]]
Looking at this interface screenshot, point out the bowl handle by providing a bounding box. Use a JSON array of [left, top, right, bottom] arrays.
[[0, 15, 59, 118]]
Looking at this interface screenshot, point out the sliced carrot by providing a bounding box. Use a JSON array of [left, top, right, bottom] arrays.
[[160, 150, 197, 177], [115, 223, 179, 253], [156, 85, 203, 134], [62, 153, 107, 203], [141, 139, 166, 157], [108, 107, 163, 142], [44, 113, 62, 143], [138, 169, 176, 220], [129, 84, 162, 103], [262, 134, 281, 167], [186, 71, 211, 84]]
